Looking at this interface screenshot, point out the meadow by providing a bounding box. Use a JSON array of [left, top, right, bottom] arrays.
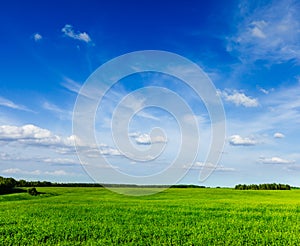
[[0, 187, 300, 245]]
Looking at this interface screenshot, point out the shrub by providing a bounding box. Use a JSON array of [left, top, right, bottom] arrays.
[[28, 187, 39, 196]]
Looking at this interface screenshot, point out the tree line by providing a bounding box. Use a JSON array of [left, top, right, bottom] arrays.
[[235, 183, 291, 190], [0, 176, 106, 194], [1, 176, 210, 192], [1, 176, 295, 194]]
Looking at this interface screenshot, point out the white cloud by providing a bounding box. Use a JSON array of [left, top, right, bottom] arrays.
[[132, 133, 167, 145], [185, 161, 235, 172], [61, 77, 98, 100], [42, 158, 80, 165], [62, 24, 92, 43], [128, 132, 140, 138], [99, 148, 121, 156], [183, 114, 207, 125], [0, 152, 12, 161], [0, 124, 79, 150], [0, 152, 81, 165], [257, 86, 271, 94], [259, 156, 295, 164], [61, 77, 82, 94], [43, 102, 65, 114], [218, 90, 258, 107], [2, 168, 73, 176], [274, 132, 285, 139], [0, 96, 32, 111], [42, 101, 71, 120], [229, 135, 257, 146], [44, 170, 70, 176], [227, 0, 300, 63], [0, 124, 51, 140], [33, 33, 42, 42], [2, 168, 41, 175], [258, 83, 300, 129], [0, 124, 168, 171], [250, 20, 267, 38]]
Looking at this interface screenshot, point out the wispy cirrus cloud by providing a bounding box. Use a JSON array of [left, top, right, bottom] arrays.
[[62, 24, 92, 43], [184, 161, 235, 172], [227, 0, 300, 63], [0, 96, 32, 112], [61, 77, 82, 94], [42, 101, 72, 120]]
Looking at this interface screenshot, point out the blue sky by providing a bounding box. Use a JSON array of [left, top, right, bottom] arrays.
[[1, 0, 300, 187]]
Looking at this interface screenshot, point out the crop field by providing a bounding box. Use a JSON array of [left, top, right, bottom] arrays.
[[1, 187, 300, 245]]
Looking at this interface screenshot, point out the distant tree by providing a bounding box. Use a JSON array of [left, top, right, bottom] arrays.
[[17, 179, 27, 187], [0, 176, 17, 194], [28, 187, 39, 196]]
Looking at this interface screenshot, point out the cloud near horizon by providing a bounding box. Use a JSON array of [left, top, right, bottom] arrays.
[[184, 161, 235, 172], [1, 168, 74, 177], [259, 156, 295, 164]]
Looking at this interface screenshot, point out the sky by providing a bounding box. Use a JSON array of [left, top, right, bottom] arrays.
[[0, 0, 300, 187]]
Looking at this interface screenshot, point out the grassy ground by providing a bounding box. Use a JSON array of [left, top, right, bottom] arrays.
[[0, 187, 300, 245]]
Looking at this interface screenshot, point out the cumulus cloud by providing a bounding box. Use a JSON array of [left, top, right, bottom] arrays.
[[229, 135, 257, 146], [0, 96, 32, 111], [0, 124, 51, 140], [259, 156, 295, 164], [227, 0, 300, 63], [218, 90, 258, 107], [131, 133, 167, 145], [33, 33, 42, 42], [274, 132, 285, 138], [99, 147, 121, 156], [62, 24, 92, 43], [0, 124, 79, 149], [0, 125, 132, 163]]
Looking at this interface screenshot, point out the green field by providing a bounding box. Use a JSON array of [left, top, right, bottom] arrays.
[[1, 187, 300, 245]]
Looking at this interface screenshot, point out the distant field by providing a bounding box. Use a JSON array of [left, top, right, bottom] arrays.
[[1, 187, 300, 245]]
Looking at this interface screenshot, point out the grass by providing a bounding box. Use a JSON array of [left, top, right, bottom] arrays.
[[0, 187, 300, 245]]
